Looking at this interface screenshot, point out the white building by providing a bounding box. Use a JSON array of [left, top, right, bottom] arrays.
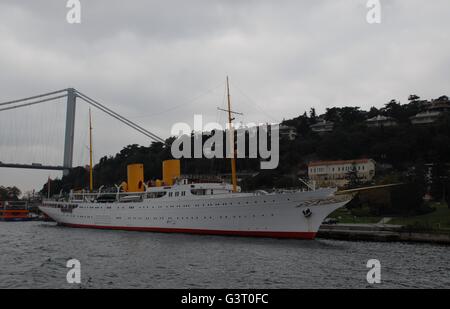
[[279, 125, 297, 141], [310, 120, 334, 133], [410, 98, 449, 125], [366, 115, 398, 128], [308, 159, 376, 188], [410, 110, 442, 125]]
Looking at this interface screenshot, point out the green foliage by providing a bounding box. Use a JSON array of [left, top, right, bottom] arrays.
[[390, 202, 450, 231], [0, 186, 21, 200], [39, 94, 450, 208]]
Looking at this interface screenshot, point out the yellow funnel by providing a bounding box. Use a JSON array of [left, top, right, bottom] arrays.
[[163, 160, 180, 186], [127, 164, 144, 192]]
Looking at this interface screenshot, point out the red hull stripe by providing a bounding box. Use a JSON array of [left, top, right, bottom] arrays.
[[60, 223, 317, 240]]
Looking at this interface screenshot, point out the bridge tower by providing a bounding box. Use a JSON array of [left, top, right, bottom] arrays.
[[63, 88, 76, 175]]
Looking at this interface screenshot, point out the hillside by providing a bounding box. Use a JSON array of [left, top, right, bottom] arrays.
[[42, 95, 450, 210]]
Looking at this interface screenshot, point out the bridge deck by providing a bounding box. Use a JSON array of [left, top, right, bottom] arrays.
[[0, 163, 67, 171]]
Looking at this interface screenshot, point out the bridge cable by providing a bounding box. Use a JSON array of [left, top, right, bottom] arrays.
[[75, 91, 166, 143], [0, 94, 67, 112], [0, 89, 69, 107], [76, 93, 162, 142]]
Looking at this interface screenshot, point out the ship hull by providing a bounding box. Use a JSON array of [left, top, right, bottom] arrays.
[[39, 190, 349, 240], [0, 217, 33, 222], [59, 223, 317, 239]]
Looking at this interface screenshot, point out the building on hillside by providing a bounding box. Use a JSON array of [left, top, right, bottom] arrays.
[[308, 159, 376, 188], [410, 110, 443, 125], [428, 101, 450, 113], [279, 124, 297, 141], [410, 96, 449, 125], [310, 119, 334, 133], [366, 115, 398, 128]]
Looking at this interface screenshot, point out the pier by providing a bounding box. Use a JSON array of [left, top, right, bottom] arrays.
[[318, 223, 450, 245]]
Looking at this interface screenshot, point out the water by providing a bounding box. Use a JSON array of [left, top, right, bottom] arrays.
[[0, 221, 449, 288]]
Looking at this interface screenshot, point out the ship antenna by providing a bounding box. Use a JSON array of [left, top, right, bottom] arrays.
[[89, 107, 94, 192], [226, 76, 238, 192]]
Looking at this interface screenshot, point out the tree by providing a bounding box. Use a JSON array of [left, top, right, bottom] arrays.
[[0, 186, 21, 200], [339, 107, 365, 126], [367, 106, 379, 118], [382, 99, 402, 119], [345, 165, 361, 189], [437, 95, 449, 102], [309, 108, 317, 120], [325, 107, 340, 123], [445, 180, 450, 209], [408, 94, 420, 102]]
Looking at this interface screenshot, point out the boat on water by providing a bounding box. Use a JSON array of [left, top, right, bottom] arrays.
[[0, 201, 32, 222], [39, 78, 351, 239], [39, 171, 350, 239]]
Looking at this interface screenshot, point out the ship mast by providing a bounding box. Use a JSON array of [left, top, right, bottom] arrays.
[[226, 76, 238, 192], [89, 108, 94, 192]]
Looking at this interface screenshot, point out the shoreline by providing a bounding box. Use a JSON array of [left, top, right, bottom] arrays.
[[318, 223, 450, 245]]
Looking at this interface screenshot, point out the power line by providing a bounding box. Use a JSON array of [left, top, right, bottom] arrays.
[[128, 82, 225, 120], [230, 81, 280, 123]]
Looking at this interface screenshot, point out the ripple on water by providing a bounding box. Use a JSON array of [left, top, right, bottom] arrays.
[[1, 221, 449, 288]]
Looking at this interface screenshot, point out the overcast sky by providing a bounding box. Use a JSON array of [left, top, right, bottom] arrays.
[[0, 0, 449, 192]]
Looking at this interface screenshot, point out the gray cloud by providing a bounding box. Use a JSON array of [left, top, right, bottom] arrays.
[[0, 0, 449, 192]]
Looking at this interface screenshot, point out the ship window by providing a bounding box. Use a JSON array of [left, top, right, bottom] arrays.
[[175, 192, 179, 197], [191, 189, 206, 196], [147, 192, 167, 198]]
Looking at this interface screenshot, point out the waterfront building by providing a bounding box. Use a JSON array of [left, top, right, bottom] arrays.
[[308, 159, 376, 188]]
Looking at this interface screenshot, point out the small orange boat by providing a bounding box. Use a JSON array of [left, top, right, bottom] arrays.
[[0, 201, 32, 222]]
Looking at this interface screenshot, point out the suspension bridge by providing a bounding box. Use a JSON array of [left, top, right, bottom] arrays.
[[0, 88, 165, 175]]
